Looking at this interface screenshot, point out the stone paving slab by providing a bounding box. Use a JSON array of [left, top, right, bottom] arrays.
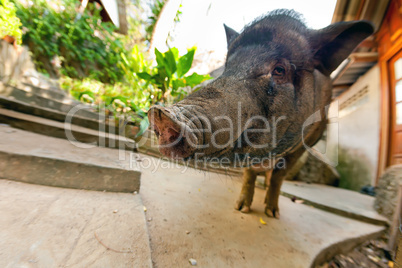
[[0, 125, 140, 192], [281, 181, 389, 226], [0, 180, 152, 268], [138, 154, 386, 268]]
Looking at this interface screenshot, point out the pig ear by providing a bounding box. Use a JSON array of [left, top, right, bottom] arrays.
[[310, 21, 374, 76], [224, 24, 239, 48]]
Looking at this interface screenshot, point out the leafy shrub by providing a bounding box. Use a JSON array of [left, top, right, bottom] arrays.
[[60, 75, 150, 136], [13, 0, 125, 83], [137, 47, 211, 103], [61, 46, 211, 137], [0, 0, 22, 44]]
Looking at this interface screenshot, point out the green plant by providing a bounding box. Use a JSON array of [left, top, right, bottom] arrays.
[[0, 0, 22, 44], [60, 74, 151, 137], [336, 147, 373, 191], [137, 47, 211, 103], [60, 46, 211, 137], [14, 0, 126, 83]]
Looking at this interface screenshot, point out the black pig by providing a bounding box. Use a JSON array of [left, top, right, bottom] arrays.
[[148, 9, 373, 218]]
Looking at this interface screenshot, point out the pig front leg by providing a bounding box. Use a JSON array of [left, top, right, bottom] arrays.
[[265, 149, 305, 218], [235, 168, 257, 213], [264, 168, 285, 218]]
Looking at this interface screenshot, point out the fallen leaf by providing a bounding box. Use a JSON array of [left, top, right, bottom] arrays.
[[143, 206, 147, 212], [259, 217, 267, 225], [389, 261, 394, 268], [368, 255, 379, 263]]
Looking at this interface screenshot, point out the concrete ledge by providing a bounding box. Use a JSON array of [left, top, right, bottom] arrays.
[[20, 82, 69, 101], [281, 181, 389, 226], [0, 151, 140, 192], [1, 86, 102, 120], [311, 228, 385, 267], [0, 108, 135, 150], [0, 125, 141, 193], [0, 96, 117, 133]]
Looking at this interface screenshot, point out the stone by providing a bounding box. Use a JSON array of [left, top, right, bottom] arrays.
[[374, 165, 402, 220], [292, 152, 340, 186]]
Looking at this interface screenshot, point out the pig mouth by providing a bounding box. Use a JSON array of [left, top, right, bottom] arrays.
[[148, 106, 200, 159], [148, 105, 263, 162], [148, 105, 238, 160]]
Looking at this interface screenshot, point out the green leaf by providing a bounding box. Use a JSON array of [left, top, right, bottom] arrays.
[[184, 73, 211, 87], [154, 48, 165, 68], [170, 47, 179, 61], [135, 116, 149, 138], [137, 72, 153, 81], [163, 49, 177, 77], [172, 78, 185, 92], [177, 47, 195, 78]]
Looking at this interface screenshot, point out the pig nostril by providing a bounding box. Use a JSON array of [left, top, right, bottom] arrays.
[[167, 127, 180, 143], [152, 125, 161, 137]]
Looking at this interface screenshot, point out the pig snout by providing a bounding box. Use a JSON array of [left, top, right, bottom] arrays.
[[148, 105, 200, 159]]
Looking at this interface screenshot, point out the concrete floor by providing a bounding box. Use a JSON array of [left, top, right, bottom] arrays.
[[138, 154, 385, 268], [0, 180, 152, 268], [0, 126, 387, 267]]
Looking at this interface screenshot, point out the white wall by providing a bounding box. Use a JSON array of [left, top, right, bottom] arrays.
[[328, 64, 381, 185]]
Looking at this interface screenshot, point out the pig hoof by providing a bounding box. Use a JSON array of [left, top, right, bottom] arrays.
[[235, 198, 252, 213], [240, 206, 251, 213], [265, 207, 280, 219]]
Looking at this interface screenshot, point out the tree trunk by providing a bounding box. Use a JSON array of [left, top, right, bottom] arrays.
[[148, 0, 181, 55]]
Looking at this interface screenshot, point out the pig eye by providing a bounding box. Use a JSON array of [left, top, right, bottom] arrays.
[[272, 66, 285, 77]]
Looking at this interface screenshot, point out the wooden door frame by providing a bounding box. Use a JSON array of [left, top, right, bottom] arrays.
[[389, 49, 402, 164], [377, 37, 402, 182]]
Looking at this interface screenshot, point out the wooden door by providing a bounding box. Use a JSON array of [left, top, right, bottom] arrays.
[[389, 49, 402, 165]]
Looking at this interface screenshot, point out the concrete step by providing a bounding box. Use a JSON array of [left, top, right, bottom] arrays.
[[0, 180, 152, 267], [0, 85, 103, 120], [0, 108, 136, 151], [20, 82, 70, 101], [0, 95, 118, 134], [281, 181, 389, 226], [0, 125, 140, 192]]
